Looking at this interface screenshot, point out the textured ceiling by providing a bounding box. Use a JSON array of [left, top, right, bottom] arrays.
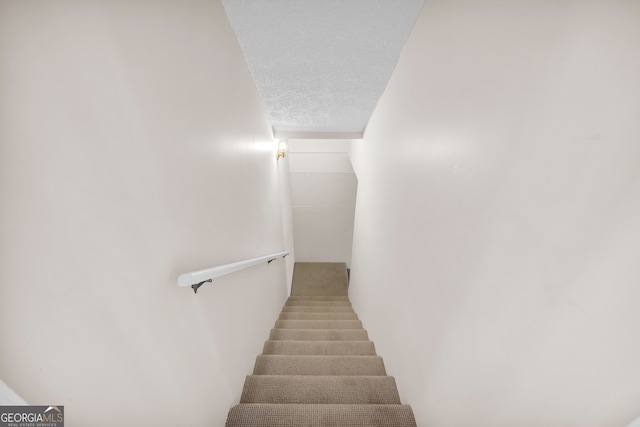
[[221, 0, 425, 137]]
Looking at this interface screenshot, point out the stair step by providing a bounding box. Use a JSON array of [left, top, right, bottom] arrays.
[[226, 403, 417, 427], [253, 355, 386, 375], [262, 340, 376, 355], [285, 300, 352, 307], [274, 320, 363, 329], [269, 329, 368, 341], [278, 312, 358, 320], [225, 264, 418, 427], [281, 306, 355, 313], [240, 375, 401, 404], [287, 296, 350, 301]]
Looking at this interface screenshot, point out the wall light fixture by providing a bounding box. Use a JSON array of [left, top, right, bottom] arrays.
[[276, 140, 287, 160]]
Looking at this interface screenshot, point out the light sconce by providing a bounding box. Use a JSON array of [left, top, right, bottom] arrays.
[[276, 140, 287, 160]]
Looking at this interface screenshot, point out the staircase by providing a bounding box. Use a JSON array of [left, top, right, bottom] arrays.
[[225, 263, 417, 426]]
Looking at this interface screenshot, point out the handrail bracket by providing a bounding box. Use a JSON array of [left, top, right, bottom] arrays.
[[192, 279, 212, 294]]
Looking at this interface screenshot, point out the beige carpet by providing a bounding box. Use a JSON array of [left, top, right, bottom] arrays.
[[290, 262, 349, 296], [225, 262, 417, 426]]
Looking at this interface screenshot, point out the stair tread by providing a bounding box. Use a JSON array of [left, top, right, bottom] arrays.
[[279, 312, 358, 320], [274, 320, 363, 329], [287, 296, 350, 301], [262, 340, 376, 355], [253, 355, 386, 376], [226, 404, 417, 427], [241, 375, 401, 404], [285, 301, 352, 306], [281, 306, 355, 312], [269, 329, 369, 341]]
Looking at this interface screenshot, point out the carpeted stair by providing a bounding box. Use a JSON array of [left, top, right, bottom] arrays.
[[225, 263, 417, 426]]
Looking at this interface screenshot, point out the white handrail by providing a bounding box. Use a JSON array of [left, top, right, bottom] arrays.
[[177, 251, 290, 292]]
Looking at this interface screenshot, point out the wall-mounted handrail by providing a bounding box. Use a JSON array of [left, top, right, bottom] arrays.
[[177, 251, 290, 293]]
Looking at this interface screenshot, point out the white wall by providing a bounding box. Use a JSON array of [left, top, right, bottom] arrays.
[[0, 380, 28, 406], [0, 1, 292, 426], [278, 149, 296, 294], [349, 1, 640, 426], [288, 140, 357, 267]]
